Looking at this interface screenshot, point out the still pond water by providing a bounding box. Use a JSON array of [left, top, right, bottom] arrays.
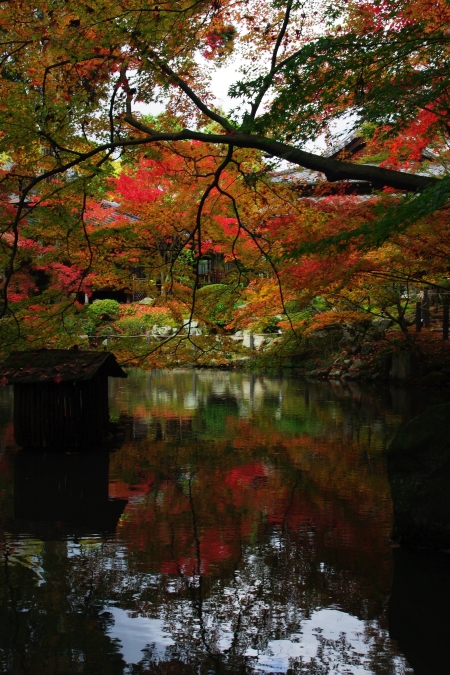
[[0, 370, 449, 674]]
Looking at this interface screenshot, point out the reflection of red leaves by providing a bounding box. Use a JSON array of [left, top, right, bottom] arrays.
[[0, 377, 8, 386], [161, 561, 179, 575], [54, 375, 62, 384], [225, 462, 268, 488]]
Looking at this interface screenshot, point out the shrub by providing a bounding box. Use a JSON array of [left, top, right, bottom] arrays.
[[87, 299, 121, 323], [116, 317, 148, 336]]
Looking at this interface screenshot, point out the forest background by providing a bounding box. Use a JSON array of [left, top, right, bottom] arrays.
[[0, 0, 449, 378]]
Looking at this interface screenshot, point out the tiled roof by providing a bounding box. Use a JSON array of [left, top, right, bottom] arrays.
[[0, 349, 127, 384]]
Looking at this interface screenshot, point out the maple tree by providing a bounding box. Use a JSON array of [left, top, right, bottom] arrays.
[[0, 0, 448, 350]]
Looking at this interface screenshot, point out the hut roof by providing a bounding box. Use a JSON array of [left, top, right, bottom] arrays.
[[0, 349, 127, 384]]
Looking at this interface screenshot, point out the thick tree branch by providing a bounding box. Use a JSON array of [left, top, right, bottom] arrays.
[[120, 119, 437, 191], [5, 124, 436, 264]]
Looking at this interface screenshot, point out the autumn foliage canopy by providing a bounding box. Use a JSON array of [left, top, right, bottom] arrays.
[[0, 0, 448, 356]]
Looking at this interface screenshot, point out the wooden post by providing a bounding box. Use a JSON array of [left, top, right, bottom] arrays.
[[415, 301, 422, 332], [444, 299, 449, 341], [423, 289, 431, 328], [249, 334, 254, 350]]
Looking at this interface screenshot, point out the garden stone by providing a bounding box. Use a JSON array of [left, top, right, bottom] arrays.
[[152, 325, 173, 337], [313, 368, 329, 377], [372, 317, 392, 331], [253, 335, 266, 349]]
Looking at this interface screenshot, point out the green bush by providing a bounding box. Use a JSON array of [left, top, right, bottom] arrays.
[[87, 299, 121, 323], [143, 309, 177, 328], [116, 317, 147, 336]]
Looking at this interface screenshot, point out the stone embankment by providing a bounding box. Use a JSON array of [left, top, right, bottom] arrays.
[[306, 317, 394, 381], [305, 317, 450, 385]]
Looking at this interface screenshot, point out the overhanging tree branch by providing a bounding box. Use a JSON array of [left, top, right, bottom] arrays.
[[121, 119, 436, 191]]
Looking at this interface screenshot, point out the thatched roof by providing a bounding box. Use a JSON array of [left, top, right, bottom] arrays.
[[0, 349, 127, 384]]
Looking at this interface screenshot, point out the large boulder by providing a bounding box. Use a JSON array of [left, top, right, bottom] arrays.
[[152, 325, 173, 337], [387, 403, 450, 547]]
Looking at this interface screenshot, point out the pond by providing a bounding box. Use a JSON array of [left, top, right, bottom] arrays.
[[0, 370, 449, 674]]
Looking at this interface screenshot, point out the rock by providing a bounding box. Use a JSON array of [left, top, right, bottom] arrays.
[[242, 332, 266, 348], [234, 330, 243, 337], [253, 335, 266, 349], [78, 335, 89, 340], [339, 338, 354, 352], [343, 368, 360, 380], [329, 369, 341, 378], [351, 359, 362, 369], [390, 352, 412, 380], [138, 297, 154, 305], [372, 317, 393, 331], [387, 403, 450, 548], [309, 330, 329, 339], [152, 325, 173, 337], [360, 342, 372, 355], [179, 320, 202, 336], [312, 368, 330, 377]]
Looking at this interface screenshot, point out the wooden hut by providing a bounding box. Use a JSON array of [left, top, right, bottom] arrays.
[[0, 349, 126, 449]]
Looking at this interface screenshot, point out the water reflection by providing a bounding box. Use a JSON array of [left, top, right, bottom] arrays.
[[1, 370, 447, 673], [14, 451, 127, 531], [389, 547, 450, 675]]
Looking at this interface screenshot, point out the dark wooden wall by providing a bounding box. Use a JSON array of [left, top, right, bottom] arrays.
[[14, 375, 110, 449]]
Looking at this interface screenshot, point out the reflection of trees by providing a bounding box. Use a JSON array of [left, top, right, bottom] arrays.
[[104, 460, 400, 672], [0, 448, 403, 673], [0, 537, 126, 674], [0, 373, 427, 672], [109, 369, 444, 452]]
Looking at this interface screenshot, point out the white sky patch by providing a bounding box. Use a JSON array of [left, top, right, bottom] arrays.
[[107, 606, 174, 665], [246, 609, 371, 673]]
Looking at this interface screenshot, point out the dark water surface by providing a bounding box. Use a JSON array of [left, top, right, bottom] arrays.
[[0, 370, 449, 674]]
